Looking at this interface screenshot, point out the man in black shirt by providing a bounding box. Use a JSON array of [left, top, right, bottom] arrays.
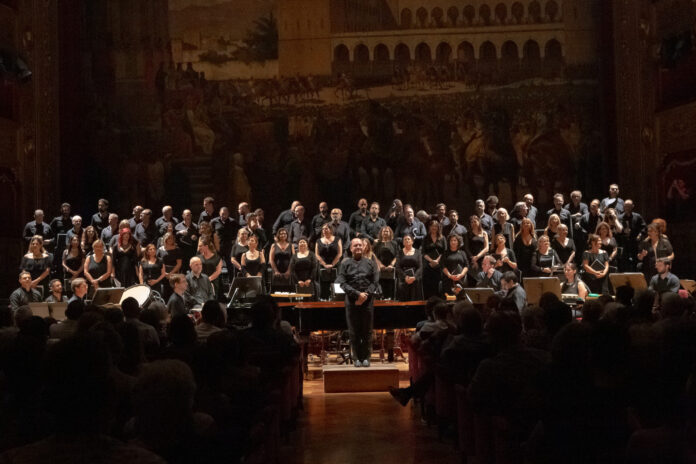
[[211, 207, 239, 271], [272, 200, 300, 235], [619, 199, 646, 271], [68, 278, 88, 304], [176, 209, 199, 269], [336, 238, 380, 367], [287, 204, 309, 249], [523, 193, 538, 224], [501, 271, 527, 311], [90, 198, 110, 235], [155, 205, 179, 237], [546, 193, 572, 230], [579, 199, 603, 255], [649, 259, 680, 295], [24, 209, 53, 248], [443, 210, 467, 238], [9, 271, 42, 310], [476, 256, 503, 292], [329, 208, 351, 250], [565, 190, 588, 238], [310, 201, 330, 244], [50, 202, 73, 235], [65, 215, 83, 247], [361, 202, 386, 243], [133, 209, 158, 247], [485, 196, 499, 218], [394, 204, 426, 248], [237, 202, 250, 227], [198, 197, 217, 224], [431, 203, 450, 228], [166, 274, 189, 318], [128, 205, 143, 230], [474, 199, 494, 234], [100, 213, 119, 246], [348, 198, 369, 238], [600, 183, 625, 214]]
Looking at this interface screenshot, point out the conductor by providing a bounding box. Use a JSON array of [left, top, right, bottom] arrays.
[[336, 238, 380, 367]]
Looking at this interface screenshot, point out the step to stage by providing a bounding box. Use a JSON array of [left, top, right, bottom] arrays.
[[323, 364, 400, 393]]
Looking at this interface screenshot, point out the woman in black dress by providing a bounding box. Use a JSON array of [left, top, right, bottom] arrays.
[[62, 235, 85, 283], [544, 214, 561, 242], [112, 229, 139, 288], [422, 220, 446, 299], [270, 228, 294, 292], [289, 237, 319, 299], [20, 235, 53, 294], [396, 235, 423, 301], [81, 226, 99, 256], [229, 228, 250, 276], [493, 208, 515, 249], [637, 223, 674, 281], [513, 218, 537, 278], [373, 226, 399, 300], [198, 238, 223, 299], [466, 215, 489, 273], [441, 234, 469, 295], [531, 235, 562, 277], [582, 234, 610, 295], [315, 223, 342, 300], [491, 233, 518, 274], [551, 224, 576, 266], [139, 243, 166, 295], [242, 234, 266, 280], [157, 232, 183, 300], [595, 222, 618, 267], [84, 240, 113, 291]]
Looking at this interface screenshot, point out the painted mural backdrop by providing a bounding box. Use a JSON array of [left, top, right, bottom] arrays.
[[84, 0, 605, 217]]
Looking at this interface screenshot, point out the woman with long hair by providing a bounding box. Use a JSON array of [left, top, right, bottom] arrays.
[[396, 235, 423, 301], [112, 228, 139, 287], [20, 235, 53, 293], [422, 220, 446, 298], [513, 217, 537, 277], [139, 243, 166, 294], [84, 239, 113, 290]]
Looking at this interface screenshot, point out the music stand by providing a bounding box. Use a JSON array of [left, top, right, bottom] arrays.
[[680, 279, 696, 294], [91, 287, 125, 306], [462, 288, 496, 305], [49, 302, 68, 321], [227, 276, 264, 302], [608, 273, 647, 294], [28, 302, 51, 318], [523, 277, 562, 305]]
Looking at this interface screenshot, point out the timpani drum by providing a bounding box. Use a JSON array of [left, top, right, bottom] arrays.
[[120, 284, 154, 308]]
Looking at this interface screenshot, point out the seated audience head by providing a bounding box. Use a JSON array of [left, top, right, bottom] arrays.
[[65, 299, 85, 321], [486, 310, 523, 350], [544, 301, 573, 339], [250, 295, 279, 329], [425, 296, 443, 321], [14, 306, 33, 327], [432, 302, 449, 322], [453, 301, 482, 337], [104, 307, 124, 325], [201, 300, 225, 327], [615, 285, 635, 308], [0, 306, 14, 328], [581, 299, 604, 325], [43, 335, 112, 433], [18, 316, 49, 342], [168, 314, 197, 346], [121, 296, 141, 319], [660, 292, 684, 319], [539, 291, 560, 312]]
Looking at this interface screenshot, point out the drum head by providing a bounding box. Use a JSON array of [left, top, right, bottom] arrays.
[[120, 284, 152, 307]]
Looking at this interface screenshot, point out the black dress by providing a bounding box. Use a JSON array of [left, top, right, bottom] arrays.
[[243, 252, 265, 278], [638, 237, 674, 281], [271, 242, 293, 291], [316, 238, 340, 265], [396, 249, 423, 301], [551, 237, 576, 265], [140, 258, 164, 294], [374, 240, 399, 267], [530, 249, 562, 277], [230, 242, 249, 275], [467, 233, 488, 263], [63, 250, 83, 278], [87, 254, 112, 288], [491, 248, 517, 275], [494, 222, 515, 249], [582, 250, 610, 294], [289, 252, 319, 298], [112, 246, 137, 288], [421, 236, 446, 298], [20, 254, 53, 289], [198, 252, 222, 299], [600, 237, 618, 266], [513, 235, 537, 277], [157, 246, 182, 300], [441, 249, 469, 294]]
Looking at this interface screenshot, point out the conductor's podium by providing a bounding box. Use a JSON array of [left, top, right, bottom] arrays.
[[323, 364, 399, 393]]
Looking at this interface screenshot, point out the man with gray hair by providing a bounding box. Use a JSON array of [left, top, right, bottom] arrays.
[[23, 209, 53, 247], [155, 205, 179, 237]]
